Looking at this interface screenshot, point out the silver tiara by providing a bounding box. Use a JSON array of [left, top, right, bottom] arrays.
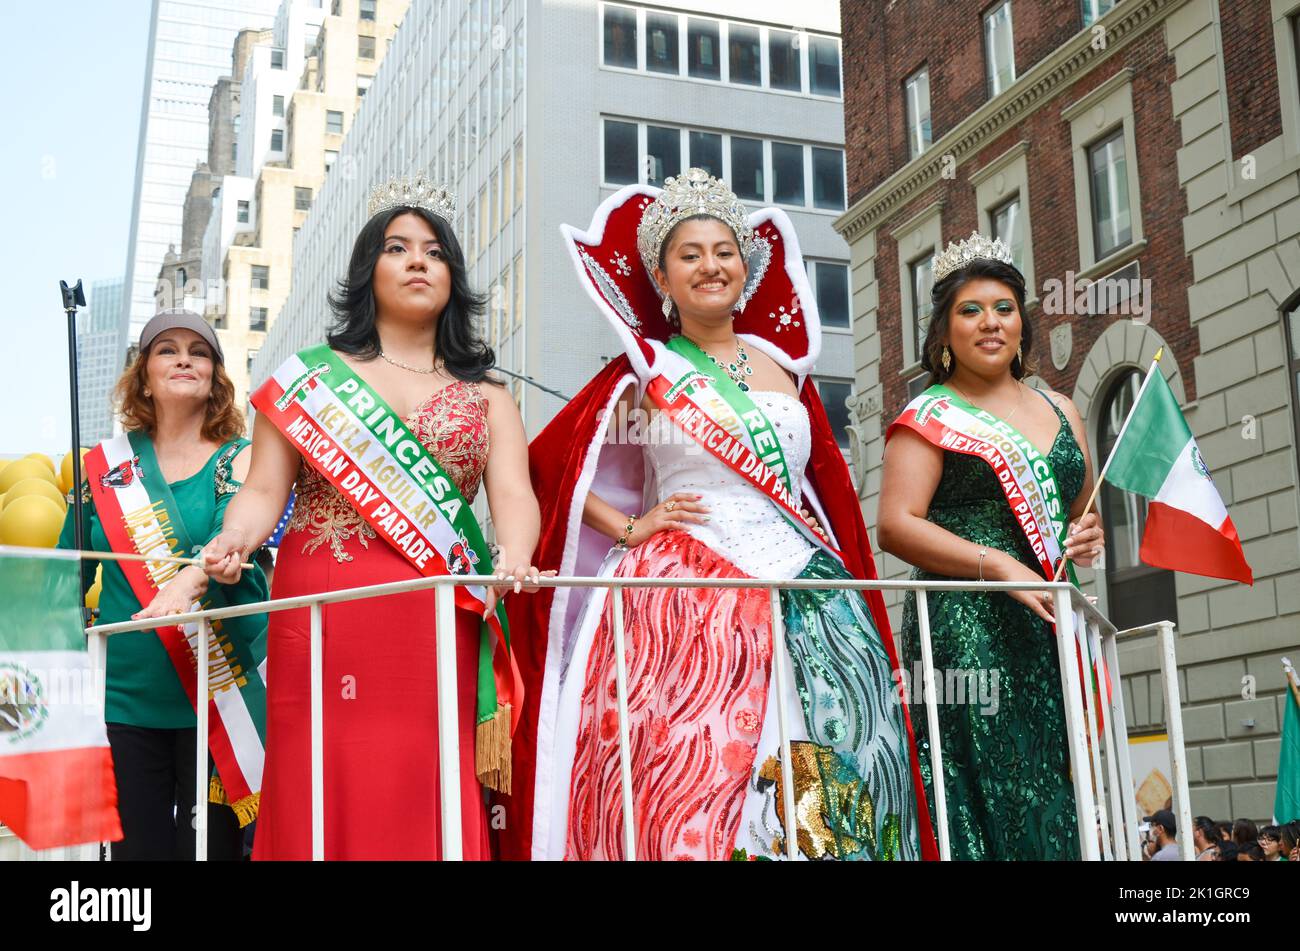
[[636, 167, 755, 277], [932, 231, 1015, 282], [367, 173, 457, 221]]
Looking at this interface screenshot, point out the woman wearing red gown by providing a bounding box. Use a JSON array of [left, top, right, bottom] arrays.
[[200, 176, 546, 859]]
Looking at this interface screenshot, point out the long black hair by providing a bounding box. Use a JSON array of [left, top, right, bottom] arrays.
[[919, 257, 1034, 387], [326, 205, 494, 381]]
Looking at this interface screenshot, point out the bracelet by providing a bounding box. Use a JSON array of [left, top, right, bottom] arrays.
[[616, 513, 639, 549], [977, 547, 988, 582]]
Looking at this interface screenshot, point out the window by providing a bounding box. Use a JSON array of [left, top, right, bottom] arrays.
[[1088, 128, 1132, 259], [237, 200, 250, 224], [645, 11, 679, 75], [603, 119, 638, 184], [270, 48, 285, 69], [250, 307, 268, 332], [603, 4, 637, 69], [272, 94, 284, 117], [248, 349, 259, 379], [811, 147, 845, 210], [687, 18, 720, 80], [326, 110, 344, 134], [689, 130, 722, 179], [768, 29, 802, 92], [332, 0, 340, 15], [905, 68, 932, 158], [251, 265, 269, 291], [270, 129, 284, 151], [809, 36, 841, 97], [324, 149, 339, 170], [515, 137, 525, 209], [359, 0, 376, 20], [728, 23, 761, 86], [295, 186, 312, 211], [1081, 0, 1117, 27], [771, 141, 804, 205], [646, 124, 681, 186], [990, 195, 1024, 271], [730, 136, 764, 200], [983, 2, 1016, 98], [910, 254, 934, 359], [176, 267, 187, 290], [813, 262, 850, 329], [357, 75, 372, 97], [1284, 297, 1300, 499], [1099, 370, 1179, 630], [359, 35, 376, 59], [816, 379, 853, 449]]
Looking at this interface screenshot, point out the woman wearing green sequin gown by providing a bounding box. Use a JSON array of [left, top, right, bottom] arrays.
[[878, 243, 1106, 860]]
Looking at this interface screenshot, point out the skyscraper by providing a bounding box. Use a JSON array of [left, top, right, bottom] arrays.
[[121, 0, 281, 341], [258, 0, 853, 442], [76, 278, 127, 445]]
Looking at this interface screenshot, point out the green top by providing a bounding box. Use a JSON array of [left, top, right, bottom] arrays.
[[58, 438, 268, 728]]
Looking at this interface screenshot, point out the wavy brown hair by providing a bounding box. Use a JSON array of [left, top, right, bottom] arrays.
[[114, 347, 245, 443]]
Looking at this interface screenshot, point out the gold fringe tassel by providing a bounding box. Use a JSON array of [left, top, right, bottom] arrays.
[[475, 703, 512, 794], [209, 775, 261, 828]]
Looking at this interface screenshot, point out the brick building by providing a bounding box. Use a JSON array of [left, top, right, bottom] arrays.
[[835, 0, 1300, 823]]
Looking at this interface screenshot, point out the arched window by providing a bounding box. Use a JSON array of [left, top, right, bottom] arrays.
[[1098, 369, 1179, 630]]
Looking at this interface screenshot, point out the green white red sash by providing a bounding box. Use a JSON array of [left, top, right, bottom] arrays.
[[251, 344, 519, 792], [888, 385, 1068, 579], [84, 432, 267, 825], [645, 335, 841, 561], [888, 385, 1112, 718]]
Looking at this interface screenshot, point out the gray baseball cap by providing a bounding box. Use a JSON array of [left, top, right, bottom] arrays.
[[138, 309, 224, 364]]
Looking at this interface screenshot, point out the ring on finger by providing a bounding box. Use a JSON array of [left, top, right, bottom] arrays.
[[666, 500, 676, 511]]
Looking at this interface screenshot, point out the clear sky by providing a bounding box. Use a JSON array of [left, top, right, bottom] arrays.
[[0, 1, 151, 457]]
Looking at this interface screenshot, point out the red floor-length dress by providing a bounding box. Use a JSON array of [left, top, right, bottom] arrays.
[[253, 380, 493, 860]]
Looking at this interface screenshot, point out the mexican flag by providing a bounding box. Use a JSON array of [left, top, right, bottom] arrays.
[[0, 547, 121, 849], [1276, 674, 1300, 824], [1104, 358, 1253, 585]]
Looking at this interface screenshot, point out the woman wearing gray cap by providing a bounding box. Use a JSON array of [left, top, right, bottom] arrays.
[[59, 309, 269, 860]]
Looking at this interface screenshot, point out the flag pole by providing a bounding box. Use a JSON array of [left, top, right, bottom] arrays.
[[1283, 657, 1300, 710], [1052, 348, 1165, 582]]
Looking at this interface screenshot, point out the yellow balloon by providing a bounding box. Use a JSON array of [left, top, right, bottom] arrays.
[[0, 494, 65, 548], [0, 459, 60, 494], [86, 581, 102, 610], [6, 477, 66, 512], [59, 448, 90, 495], [24, 453, 56, 474]]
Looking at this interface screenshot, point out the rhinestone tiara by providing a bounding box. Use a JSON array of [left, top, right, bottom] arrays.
[[636, 167, 755, 276], [932, 231, 1016, 283], [366, 173, 457, 221]]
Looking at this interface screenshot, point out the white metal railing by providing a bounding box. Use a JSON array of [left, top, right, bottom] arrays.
[[81, 573, 1188, 862]]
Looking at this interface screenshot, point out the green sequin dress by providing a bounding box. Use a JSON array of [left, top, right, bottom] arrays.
[[899, 392, 1083, 861]]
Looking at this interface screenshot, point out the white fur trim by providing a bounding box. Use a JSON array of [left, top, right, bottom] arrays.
[[529, 371, 638, 859]]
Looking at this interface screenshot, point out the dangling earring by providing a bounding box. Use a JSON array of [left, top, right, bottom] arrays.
[[662, 295, 673, 319], [941, 346, 951, 373], [1016, 343, 1023, 364], [143, 387, 152, 398]]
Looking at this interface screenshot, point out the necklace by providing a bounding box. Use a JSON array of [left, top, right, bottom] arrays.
[[379, 349, 441, 375], [950, 380, 1024, 424], [702, 338, 754, 392]]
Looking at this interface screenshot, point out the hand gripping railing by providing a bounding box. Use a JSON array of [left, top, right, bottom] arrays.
[[86, 574, 1186, 861]]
